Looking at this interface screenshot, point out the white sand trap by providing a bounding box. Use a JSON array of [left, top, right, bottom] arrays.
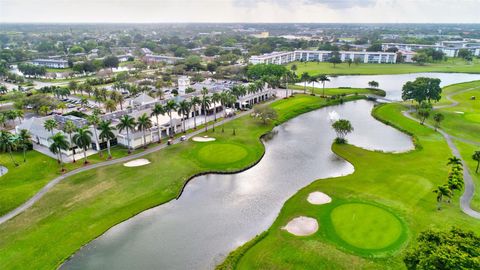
[[307, 191, 332, 205], [455, 111, 465, 114], [192, 136, 216, 142], [123, 159, 151, 167], [282, 216, 318, 236]]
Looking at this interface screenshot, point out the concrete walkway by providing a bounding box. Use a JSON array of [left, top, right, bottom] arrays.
[[401, 85, 480, 219], [0, 101, 273, 225]]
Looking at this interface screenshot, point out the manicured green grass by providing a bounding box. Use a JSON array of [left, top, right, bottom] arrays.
[[288, 58, 480, 76], [329, 202, 404, 251], [219, 102, 480, 270], [195, 143, 249, 165], [290, 85, 386, 96], [0, 94, 359, 270], [46, 67, 73, 73]]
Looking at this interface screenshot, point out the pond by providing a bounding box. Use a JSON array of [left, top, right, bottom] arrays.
[[299, 73, 480, 100], [62, 100, 413, 270]]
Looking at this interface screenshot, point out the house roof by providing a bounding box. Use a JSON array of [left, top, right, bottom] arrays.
[[132, 93, 155, 105]]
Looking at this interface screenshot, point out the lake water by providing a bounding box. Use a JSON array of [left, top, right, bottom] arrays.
[[62, 100, 413, 270], [299, 73, 480, 100]]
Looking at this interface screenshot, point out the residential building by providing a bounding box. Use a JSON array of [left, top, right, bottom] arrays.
[[31, 59, 69, 68], [144, 54, 184, 64], [249, 50, 397, 65]]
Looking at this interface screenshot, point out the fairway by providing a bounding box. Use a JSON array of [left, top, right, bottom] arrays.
[[196, 143, 249, 165], [288, 59, 480, 76], [329, 203, 404, 251]]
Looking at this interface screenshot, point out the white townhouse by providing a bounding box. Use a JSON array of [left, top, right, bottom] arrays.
[[31, 59, 69, 68]]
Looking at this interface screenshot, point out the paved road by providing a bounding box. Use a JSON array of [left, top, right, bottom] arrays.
[[0, 107, 258, 225], [402, 86, 480, 219]]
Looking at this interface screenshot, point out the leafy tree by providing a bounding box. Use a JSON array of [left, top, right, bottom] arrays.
[[457, 49, 473, 61], [137, 113, 152, 148], [368, 81, 379, 89], [329, 51, 342, 68], [48, 132, 69, 171], [103, 56, 119, 69], [472, 151, 480, 173], [418, 107, 431, 125], [366, 43, 383, 52], [412, 52, 428, 65], [73, 127, 93, 164], [404, 228, 480, 269], [116, 115, 136, 153], [69, 45, 85, 54], [253, 105, 277, 124], [332, 119, 353, 144], [433, 113, 444, 130], [402, 77, 442, 104], [246, 64, 286, 80]]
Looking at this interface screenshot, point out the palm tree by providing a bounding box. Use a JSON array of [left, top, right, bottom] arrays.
[[433, 113, 444, 131], [472, 150, 480, 173], [137, 113, 153, 148], [300, 72, 310, 94], [284, 70, 296, 98], [80, 98, 88, 109], [17, 129, 31, 163], [57, 102, 67, 114], [0, 113, 6, 129], [308, 76, 318, 96], [190, 96, 201, 129], [63, 120, 77, 163], [0, 130, 18, 166], [201, 88, 211, 132], [87, 113, 101, 153], [73, 127, 93, 164], [98, 120, 116, 159], [211, 92, 222, 124], [104, 99, 117, 113], [151, 103, 166, 143], [48, 132, 69, 171], [317, 74, 330, 97], [447, 156, 462, 167], [433, 185, 452, 210], [68, 80, 78, 94], [164, 100, 178, 137], [43, 119, 58, 136], [117, 115, 136, 153], [177, 100, 191, 133]]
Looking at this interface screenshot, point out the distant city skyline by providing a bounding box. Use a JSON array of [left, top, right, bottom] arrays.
[[1, 0, 480, 24]]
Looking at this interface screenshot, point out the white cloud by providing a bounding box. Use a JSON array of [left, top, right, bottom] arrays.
[[0, 0, 479, 23]]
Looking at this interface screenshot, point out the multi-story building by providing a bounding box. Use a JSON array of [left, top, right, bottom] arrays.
[[249, 50, 397, 65], [31, 59, 69, 68], [144, 54, 184, 64], [382, 42, 480, 57]]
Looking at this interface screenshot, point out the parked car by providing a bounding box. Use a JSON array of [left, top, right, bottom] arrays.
[[180, 135, 186, 141], [167, 139, 173, 145]]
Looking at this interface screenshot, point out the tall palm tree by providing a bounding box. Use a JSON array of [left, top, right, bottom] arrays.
[[48, 132, 69, 171], [164, 100, 178, 137], [473, 150, 480, 173], [300, 72, 310, 94], [177, 100, 191, 133], [0, 130, 18, 166], [190, 96, 201, 129], [201, 88, 211, 132], [317, 74, 330, 97], [137, 113, 153, 148], [87, 113, 101, 153], [73, 127, 93, 164], [17, 129, 31, 163], [284, 70, 296, 98], [99, 120, 116, 159], [104, 99, 117, 113], [117, 115, 136, 153], [63, 120, 77, 163], [44, 119, 58, 136], [433, 185, 452, 210], [308, 76, 319, 96], [151, 103, 166, 143], [211, 92, 221, 123]]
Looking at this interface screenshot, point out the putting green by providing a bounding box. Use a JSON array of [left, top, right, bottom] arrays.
[[329, 203, 404, 250], [196, 143, 248, 165]]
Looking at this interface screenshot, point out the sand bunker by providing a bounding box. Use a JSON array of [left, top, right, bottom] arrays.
[[307, 191, 332, 205], [455, 111, 465, 114], [0, 166, 8, 176], [123, 159, 151, 167], [282, 216, 318, 236], [192, 136, 216, 142]]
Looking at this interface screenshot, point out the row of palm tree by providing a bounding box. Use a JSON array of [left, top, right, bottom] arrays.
[[0, 129, 31, 166], [0, 110, 24, 128], [433, 156, 464, 210], [299, 73, 330, 96]]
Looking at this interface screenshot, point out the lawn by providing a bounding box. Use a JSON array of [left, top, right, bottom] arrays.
[[288, 58, 480, 76], [0, 94, 361, 270], [218, 103, 480, 270], [290, 85, 386, 96]]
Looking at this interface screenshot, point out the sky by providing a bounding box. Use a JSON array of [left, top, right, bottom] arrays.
[[1, 0, 480, 23]]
